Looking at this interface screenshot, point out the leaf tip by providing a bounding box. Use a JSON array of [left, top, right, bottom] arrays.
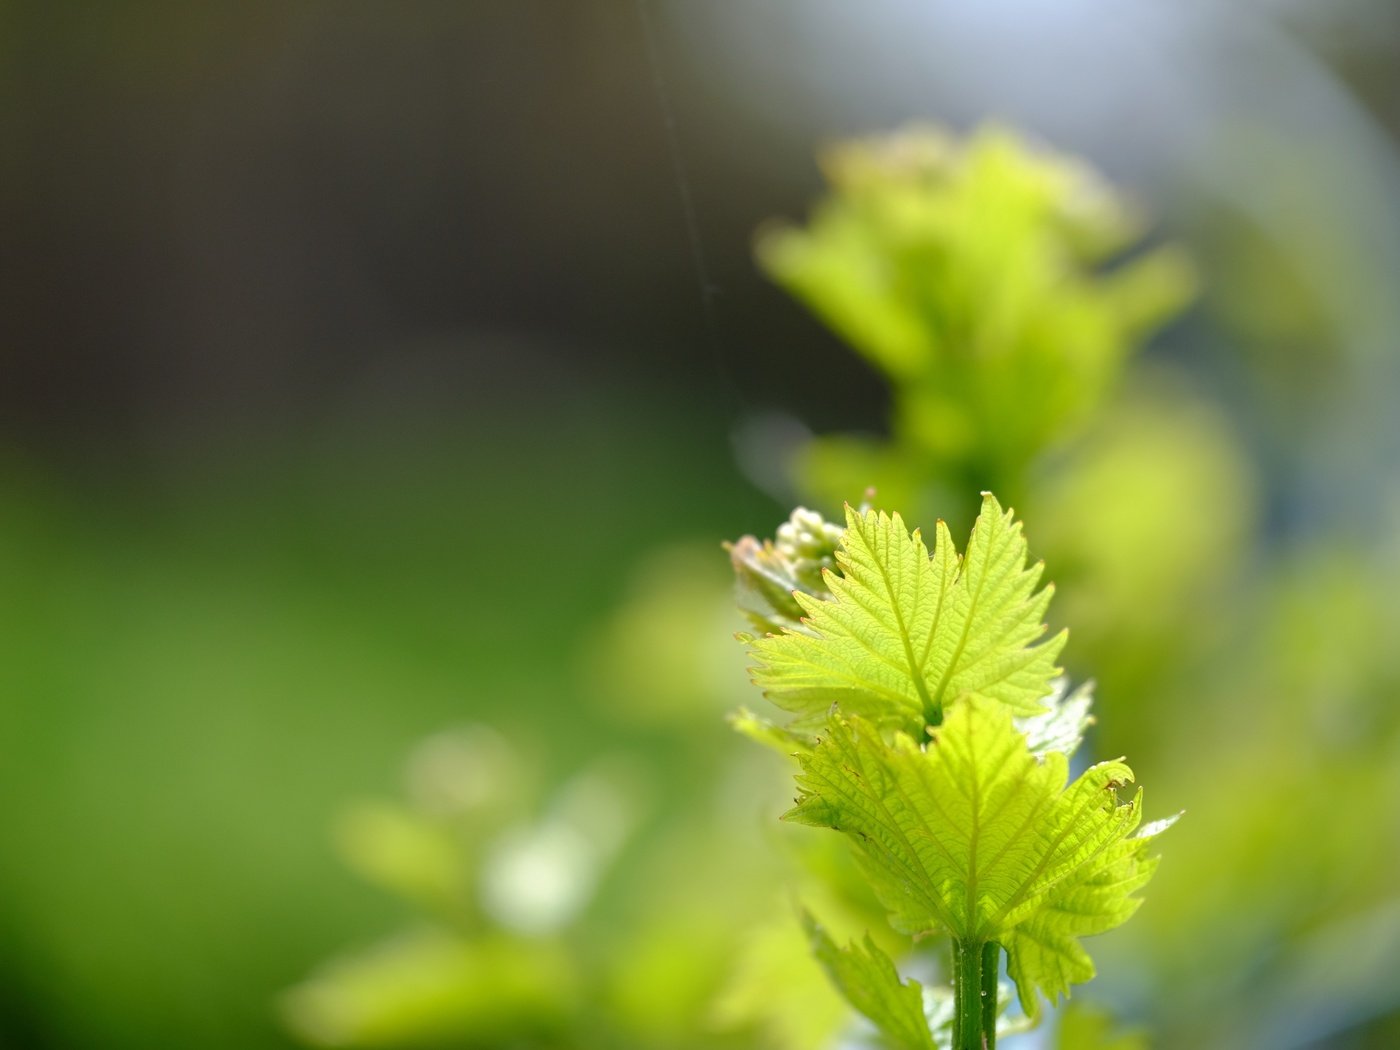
[[1138, 812, 1183, 838]]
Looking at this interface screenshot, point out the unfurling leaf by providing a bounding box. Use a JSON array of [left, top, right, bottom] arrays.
[[728, 507, 844, 636], [747, 494, 1064, 737]]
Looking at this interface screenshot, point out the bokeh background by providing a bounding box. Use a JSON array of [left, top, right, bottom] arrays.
[[3, 2, 1400, 1048]]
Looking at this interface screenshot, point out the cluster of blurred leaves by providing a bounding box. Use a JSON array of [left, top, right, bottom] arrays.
[[278, 540, 901, 1050], [0, 395, 774, 1050], [279, 124, 1400, 1049], [757, 125, 1196, 527]]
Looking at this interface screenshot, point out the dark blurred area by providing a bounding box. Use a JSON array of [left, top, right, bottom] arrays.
[[0, 1, 893, 467], [2, 2, 1399, 1048]]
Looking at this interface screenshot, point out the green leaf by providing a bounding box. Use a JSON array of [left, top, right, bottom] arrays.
[[748, 494, 1065, 736], [784, 700, 1168, 1014], [802, 912, 937, 1050]]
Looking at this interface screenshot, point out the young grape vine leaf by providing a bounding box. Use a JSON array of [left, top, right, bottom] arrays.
[[747, 494, 1065, 736], [785, 699, 1172, 1017]]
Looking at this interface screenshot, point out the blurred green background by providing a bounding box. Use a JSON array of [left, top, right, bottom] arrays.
[[2, 2, 1400, 1048]]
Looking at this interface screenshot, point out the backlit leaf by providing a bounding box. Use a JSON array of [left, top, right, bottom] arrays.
[[747, 494, 1064, 737], [785, 700, 1169, 1014]]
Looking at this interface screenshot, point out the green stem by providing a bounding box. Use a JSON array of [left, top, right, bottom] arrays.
[[952, 938, 995, 1050], [981, 941, 1001, 1049]]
